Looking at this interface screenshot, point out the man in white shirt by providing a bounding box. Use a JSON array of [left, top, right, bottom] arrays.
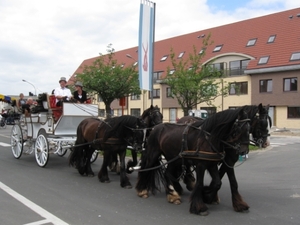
[[54, 77, 73, 106]]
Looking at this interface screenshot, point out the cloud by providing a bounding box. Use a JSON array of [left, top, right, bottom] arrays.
[[0, 0, 298, 96]]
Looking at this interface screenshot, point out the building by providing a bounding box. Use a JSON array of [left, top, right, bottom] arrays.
[[70, 7, 300, 129]]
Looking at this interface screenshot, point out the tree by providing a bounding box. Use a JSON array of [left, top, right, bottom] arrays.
[[165, 35, 228, 116], [76, 44, 140, 118]]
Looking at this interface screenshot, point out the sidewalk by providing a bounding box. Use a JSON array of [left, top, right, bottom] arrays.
[[269, 126, 300, 137]]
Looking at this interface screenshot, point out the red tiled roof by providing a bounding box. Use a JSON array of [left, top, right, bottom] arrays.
[[71, 7, 300, 82]]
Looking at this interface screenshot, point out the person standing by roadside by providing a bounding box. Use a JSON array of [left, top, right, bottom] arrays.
[[73, 81, 87, 103]]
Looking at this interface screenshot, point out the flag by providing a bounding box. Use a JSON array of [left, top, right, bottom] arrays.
[[138, 0, 155, 91]]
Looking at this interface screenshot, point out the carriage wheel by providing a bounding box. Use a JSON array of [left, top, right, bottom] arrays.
[[56, 141, 68, 157], [11, 124, 23, 159], [90, 150, 99, 163], [34, 131, 49, 167]]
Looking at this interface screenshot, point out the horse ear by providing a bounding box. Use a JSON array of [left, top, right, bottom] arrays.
[[258, 103, 263, 111], [150, 105, 154, 109]]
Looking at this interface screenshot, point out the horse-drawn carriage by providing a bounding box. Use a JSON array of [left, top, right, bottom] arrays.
[[10, 94, 98, 167]]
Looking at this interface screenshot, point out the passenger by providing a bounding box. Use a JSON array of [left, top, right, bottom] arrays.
[[54, 77, 73, 107], [73, 81, 87, 103], [18, 93, 26, 109], [22, 97, 35, 113]]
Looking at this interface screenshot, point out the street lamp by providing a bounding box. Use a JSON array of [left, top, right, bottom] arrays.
[[22, 79, 37, 96]]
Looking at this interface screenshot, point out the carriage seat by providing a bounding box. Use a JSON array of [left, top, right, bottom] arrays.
[[48, 94, 62, 122]]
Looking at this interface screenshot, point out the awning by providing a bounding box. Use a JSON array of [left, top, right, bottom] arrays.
[[0, 94, 4, 101], [4, 96, 11, 101]]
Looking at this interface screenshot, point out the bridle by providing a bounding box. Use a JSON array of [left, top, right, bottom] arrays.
[[251, 111, 270, 147]]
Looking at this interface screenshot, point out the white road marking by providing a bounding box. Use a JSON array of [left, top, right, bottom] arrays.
[[0, 182, 69, 225], [0, 142, 10, 147]]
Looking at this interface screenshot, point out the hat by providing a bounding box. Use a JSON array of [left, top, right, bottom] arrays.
[[59, 77, 67, 83], [75, 81, 83, 87]]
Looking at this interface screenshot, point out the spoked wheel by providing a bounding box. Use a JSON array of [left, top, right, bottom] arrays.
[[56, 141, 68, 157], [90, 150, 99, 163], [35, 130, 49, 167], [11, 124, 23, 159]]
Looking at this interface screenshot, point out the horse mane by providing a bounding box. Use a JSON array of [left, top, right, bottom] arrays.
[[103, 115, 142, 140], [200, 108, 245, 145]]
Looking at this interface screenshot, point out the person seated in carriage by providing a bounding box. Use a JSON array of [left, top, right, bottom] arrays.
[[73, 81, 87, 104], [21, 97, 36, 113], [54, 77, 73, 107]]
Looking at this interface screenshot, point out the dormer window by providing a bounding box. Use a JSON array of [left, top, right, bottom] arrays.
[[267, 35, 276, 43], [290, 52, 300, 61], [213, 45, 222, 52], [160, 55, 168, 61], [258, 56, 269, 65], [247, 38, 257, 46], [178, 52, 185, 58]]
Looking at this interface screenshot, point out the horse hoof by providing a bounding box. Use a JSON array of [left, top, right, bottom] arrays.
[[172, 199, 181, 205], [137, 190, 148, 198], [199, 211, 209, 216], [88, 173, 94, 177], [123, 185, 132, 189]]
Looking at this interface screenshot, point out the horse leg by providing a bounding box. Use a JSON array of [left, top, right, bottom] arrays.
[[202, 164, 222, 204], [84, 145, 95, 177], [126, 150, 138, 174], [183, 162, 196, 191], [189, 163, 209, 216], [118, 150, 132, 189], [98, 150, 110, 183], [226, 166, 250, 212], [165, 173, 181, 205], [109, 152, 120, 174], [165, 163, 183, 196]]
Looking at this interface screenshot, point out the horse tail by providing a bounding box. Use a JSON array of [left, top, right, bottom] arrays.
[[136, 131, 164, 195]]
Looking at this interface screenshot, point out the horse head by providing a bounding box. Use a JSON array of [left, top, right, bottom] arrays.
[[251, 104, 271, 148], [226, 109, 251, 156], [141, 105, 163, 127]]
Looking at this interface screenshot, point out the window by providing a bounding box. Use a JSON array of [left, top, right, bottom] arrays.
[[169, 69, 175, 75], [290, 52, 300, 61], [131, 108, 141, 117], [99, 109, 105, 117], [229, 82, 248, 95], [199, 48, 206, 55], [259, 79, 273, 93], [200, 107, 216, 117], [166, 87, 172, 98], [247, 38, 257, 46], [267, 35, 276, 43], [284, 78, 297, 92], [160, 55, 168, 61], [258, 56, 269, 65], [229, 60, 250, 76], [288, 107, 300, 118], [211, 63, 224, 71], [98, 96, 103, 102], [178, 51, 185, 58], [153, 71, 163, 83], [213, 45, 223, 52], [131, 94, 140, 100], [149, 89, 160, 99]]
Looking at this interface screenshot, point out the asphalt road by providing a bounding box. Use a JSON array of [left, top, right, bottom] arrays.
[[0, 126, 300, 225]]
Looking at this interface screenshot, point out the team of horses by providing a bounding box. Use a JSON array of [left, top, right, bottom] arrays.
[[69, 104, 271, 216]]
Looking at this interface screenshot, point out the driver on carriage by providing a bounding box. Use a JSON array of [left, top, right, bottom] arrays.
[[54, 77, 73, 107]]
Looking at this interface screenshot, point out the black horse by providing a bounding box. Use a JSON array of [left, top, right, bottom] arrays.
[[107, 105, 163, 174], [206, 103, 271, 212], [135, 108, 250, 215], [69, 115, 146, 188]]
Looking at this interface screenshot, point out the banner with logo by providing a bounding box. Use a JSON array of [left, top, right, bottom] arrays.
[[138, 0, 155, 91]]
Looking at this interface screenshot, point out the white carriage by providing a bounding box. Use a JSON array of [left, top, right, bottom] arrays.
[[10, 95, 99, 167]]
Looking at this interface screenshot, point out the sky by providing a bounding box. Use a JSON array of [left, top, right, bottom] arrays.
[[0, 0, 298, 96]]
